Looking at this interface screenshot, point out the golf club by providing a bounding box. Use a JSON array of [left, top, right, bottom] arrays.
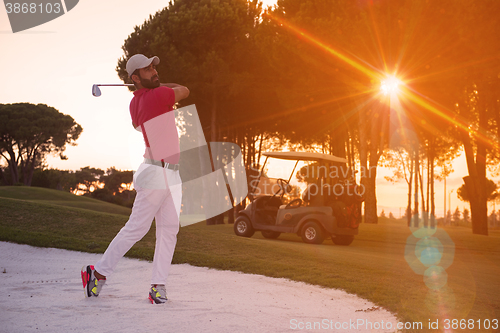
[[92, 84, 135, 97]]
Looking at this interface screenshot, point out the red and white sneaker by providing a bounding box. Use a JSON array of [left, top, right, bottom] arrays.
[[81, 265, 106, 297]]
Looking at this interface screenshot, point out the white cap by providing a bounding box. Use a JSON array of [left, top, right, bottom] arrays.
[[126, 54, 160, 77]]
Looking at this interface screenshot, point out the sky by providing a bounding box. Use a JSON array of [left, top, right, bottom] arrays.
[[0, 0, 488, 217]]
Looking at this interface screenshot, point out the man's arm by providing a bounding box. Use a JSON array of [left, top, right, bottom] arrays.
[[161, 83, 183, 88], [161, 83, 190, 103]]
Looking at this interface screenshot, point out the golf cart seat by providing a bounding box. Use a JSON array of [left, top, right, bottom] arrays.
[[302, 184, 327, 207], [254, 195, 282, 225]]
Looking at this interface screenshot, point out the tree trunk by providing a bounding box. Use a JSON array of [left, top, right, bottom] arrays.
[[459, 80, 490, 234], [425, 151, 430, 227], [344, 133, 351, 170], [463, 176, 488, 235], [461, 140, 488, 235], [358, 105, 369, 222], [414, 146, 419, 228], [24, 151, 38, 186], [206, 91, 219, 225], [349, 132, 355, 174], [256, 133, 263, 169], [210, 89, 217, 143], [430, 153, 436, 228], [8, 162, 19, 184], [227, 207, 235, 224], [474, 90, 488, 235], [407, 149, 413, 226], [363, 100, 385, 225], [419, 152, 426, 227], [7, 148, 19, 184], [0, 167, 7, 185], [364, 134, 380, 224], [364, 165, 378, 224]]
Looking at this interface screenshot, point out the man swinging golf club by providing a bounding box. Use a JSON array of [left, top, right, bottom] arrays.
[[81, 54, 189, 304]]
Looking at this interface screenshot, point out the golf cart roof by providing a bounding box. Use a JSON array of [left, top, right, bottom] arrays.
[[262, 151, 348, 163]]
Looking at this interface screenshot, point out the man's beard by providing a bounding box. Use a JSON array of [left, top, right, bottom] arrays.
[[140, 75, 160, 89]]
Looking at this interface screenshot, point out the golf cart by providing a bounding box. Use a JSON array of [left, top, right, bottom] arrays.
[[233, 151, 363, 245]]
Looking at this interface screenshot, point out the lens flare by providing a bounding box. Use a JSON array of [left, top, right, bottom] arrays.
[[265, 13, 500, 152], [380, 76, 402, 95]]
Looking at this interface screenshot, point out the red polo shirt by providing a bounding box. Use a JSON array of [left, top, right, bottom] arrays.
[[130, 86, 179, 164]]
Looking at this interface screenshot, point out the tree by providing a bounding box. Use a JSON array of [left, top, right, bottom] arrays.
[[457, 179, 498, 203], [0, 166, 12, 185], [388, 212, 395, 219], [409, 0, 500, 235], [463, 208, 470, 225], [0, 103, 82, 186], [380, 210, 386, 218], [31, 168, 78, 192], [74, 167, 104, 194], [454, 1, 500, 236], [452, 207, 461, 226], [101, 167, 133, 194], [382, 147, 413, 226], [488, 210, 497, 228], [429, 141, 461, 227], [96, 167, 135, 207], [445, 210, 451, 226]]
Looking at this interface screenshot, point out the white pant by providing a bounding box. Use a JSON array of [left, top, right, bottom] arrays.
[[95, 163, 182, 285]]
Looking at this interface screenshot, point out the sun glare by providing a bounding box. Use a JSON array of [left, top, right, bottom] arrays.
[[381, 75, 402, 95]]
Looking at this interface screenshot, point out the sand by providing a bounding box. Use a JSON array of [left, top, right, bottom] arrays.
[[0, 242, 399, 332]]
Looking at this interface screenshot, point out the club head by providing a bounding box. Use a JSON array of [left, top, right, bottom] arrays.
[[92, 84, 101, 97]]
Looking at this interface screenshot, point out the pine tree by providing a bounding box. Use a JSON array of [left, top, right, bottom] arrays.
[[452, 207, 461, 226], [463, 208, 470, 225]]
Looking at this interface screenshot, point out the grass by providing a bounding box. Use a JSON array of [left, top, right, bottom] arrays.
[[1, 186, 499, 332], [0, 186, 131, 216]]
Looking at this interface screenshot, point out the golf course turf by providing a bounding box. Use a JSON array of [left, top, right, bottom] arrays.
[[0, 186, 498, 332]]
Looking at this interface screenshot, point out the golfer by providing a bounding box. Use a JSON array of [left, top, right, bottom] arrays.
[[81, 54, 189, 304]]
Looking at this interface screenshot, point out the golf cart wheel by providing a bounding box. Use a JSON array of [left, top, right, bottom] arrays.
[[234, 216, 255, 237], [332, 235, 354, 246], [261, 230, 281, 239], [300, 221, 325, 244]]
